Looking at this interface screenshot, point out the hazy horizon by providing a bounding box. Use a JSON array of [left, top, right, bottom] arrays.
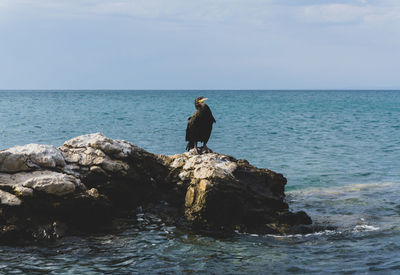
[[1, 89, 400, 91]]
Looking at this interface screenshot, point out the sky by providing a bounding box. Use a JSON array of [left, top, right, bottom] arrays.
[[0, 0, 399, 90]]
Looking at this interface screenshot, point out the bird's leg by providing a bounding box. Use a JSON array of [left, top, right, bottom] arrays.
[[194, 142, 201, 154], [202, 143, 213, 153]]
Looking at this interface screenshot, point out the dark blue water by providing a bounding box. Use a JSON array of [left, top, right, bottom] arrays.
[[0, 90, 399, 273]]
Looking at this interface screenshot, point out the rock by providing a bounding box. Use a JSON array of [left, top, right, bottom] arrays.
[[0, 190, 21, 206], [0, 144, 66, 172], [59, 133, 150, 179], [87, 188, 100, 198], [0, 171, 82, 197], [62, 133, 134, 159], [13, 185, 34, 197], [59, 133, 169, 211], [163, 150, 309, 234], [0, 133, 313, 243], [22, 172, 81, 196]]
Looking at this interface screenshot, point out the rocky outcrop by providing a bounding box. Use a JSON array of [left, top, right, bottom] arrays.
[[0, 133, 312, 243], [162, 152, 311, 233]]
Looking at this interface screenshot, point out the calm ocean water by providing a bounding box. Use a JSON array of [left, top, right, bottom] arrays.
[[0, 90, 399, 273]]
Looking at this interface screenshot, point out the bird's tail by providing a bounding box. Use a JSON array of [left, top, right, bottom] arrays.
[[186, 141, 194, 151]]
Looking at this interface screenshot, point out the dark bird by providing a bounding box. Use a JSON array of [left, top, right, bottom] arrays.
[[186, 97, 216, 154]]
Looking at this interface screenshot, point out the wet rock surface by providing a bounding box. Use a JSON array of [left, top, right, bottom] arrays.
[[0, 133, 313, 243]]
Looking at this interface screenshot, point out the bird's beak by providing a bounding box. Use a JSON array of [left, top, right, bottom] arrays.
[[199, 98, 208, 103]]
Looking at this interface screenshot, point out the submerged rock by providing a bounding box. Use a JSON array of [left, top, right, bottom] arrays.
[[0, 133, 312, 243]]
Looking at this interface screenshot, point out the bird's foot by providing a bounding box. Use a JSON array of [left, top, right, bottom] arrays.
[[191, 145, 213, 154], [201, 145, 213, 154], [194, 146, 202, 155]]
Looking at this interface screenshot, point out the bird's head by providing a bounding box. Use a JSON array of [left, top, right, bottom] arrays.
[[195, 96, 208, 108]]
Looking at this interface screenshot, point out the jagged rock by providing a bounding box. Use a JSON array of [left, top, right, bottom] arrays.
[[59, 133, 156, 180], [163, 151, 311, 234], [62, 133, 134, 159], [0, 133, 313, 243], [59, 133, 169, 211]]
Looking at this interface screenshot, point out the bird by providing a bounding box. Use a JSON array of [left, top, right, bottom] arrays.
[[185, 96, 216, 154]]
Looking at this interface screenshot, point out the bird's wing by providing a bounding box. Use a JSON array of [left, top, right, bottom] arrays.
[[204, 105, 216, 123], [186, 113, 200, 141], [211, 113, 216, 123]]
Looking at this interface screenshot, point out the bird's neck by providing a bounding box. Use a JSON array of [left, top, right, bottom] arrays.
[[195, 103, 204, 110]]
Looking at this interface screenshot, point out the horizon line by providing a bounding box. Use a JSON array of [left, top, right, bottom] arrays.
[[0, 89, 400, 91]]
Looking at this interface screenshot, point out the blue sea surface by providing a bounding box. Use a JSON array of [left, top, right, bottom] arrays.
[[0, 90, 399, 274]]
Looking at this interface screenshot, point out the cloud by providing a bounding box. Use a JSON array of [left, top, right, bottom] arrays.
[[296, 2, 400, 25], [84, 0, 277, 28], [299, 4, 370, 24], [1, 0, 399, 28]]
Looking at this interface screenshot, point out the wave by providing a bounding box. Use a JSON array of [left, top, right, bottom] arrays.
[[238, 223, 381, 241], [287, 182, 398, 197], [282, 182, 400, 240], [353, 224, 380, 232]]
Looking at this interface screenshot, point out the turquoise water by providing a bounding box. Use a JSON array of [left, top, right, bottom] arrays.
[[0, 90, 399, 273]]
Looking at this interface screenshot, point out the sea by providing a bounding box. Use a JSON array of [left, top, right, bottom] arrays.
[[0, 90, 399, 274]]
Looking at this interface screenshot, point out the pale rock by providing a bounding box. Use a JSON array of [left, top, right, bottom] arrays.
[[0, 144, 66, 172], [87, 188, 100, 198], [199, 179, 212, 191], [63, 133, 134, 159], [63, 163, 81, 175], [81, 153, 97, 166], [60, 133, 132, 176], [22, 172, 81, 196], [63, 151, 82, 163], [0, 190, 22, 206], [0, 171, 67, 187], [178, 153, 237, 179], [178, 171, 190, 181], [92, 157, 104, 166], [100, 158, 129, 175], [89, 165, 107, 175], [185, 186, 195, 207], [170, 155, 187, 168], [13, 185, 34, 197]]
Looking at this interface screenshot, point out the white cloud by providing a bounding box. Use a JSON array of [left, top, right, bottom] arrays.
[[0, 0, 268, 27], [85, 0, 276, 27], [1, 0, 399, 28], [297, 2, 400, 25], [300, 4, 370, 24]]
